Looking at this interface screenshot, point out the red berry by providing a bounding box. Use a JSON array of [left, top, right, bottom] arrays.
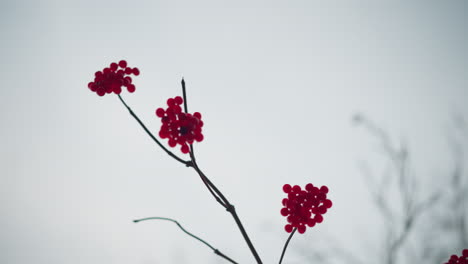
[[127, 84, 136, 93], [174, 96, 183, 105], [89, 84, 97, 91], [181, 144, 189, 154], [292, 185, 301, 193], [132, 67, 140, 76], [320, 186, 329, 193], [285, 224, 293, 233], [283, 184, 292, 193], [314, 214, 323, 223], [318, 206, 327, 214], [118, 60, 127, 68], [105, 85, 113, 94], [168, 139, 177, 147], [173, 105, 182, 114], [298, 225, 306, 234], [177, 137, 186, 145], [193, 112, 202, 119], [156, 108, 165, 117], [195, 133, 204, 142], [167, 98, 175, 107], [124, 67, 132, 74], [110, 62, 118, 71], [324, 199, 333, 208], [159, 130, 168, 139], [96, 88, 105, 96], [463, 249, 468, 257], [280, 208, 289, 216], [113, 86, 122, 94], [317, 193, 326, 200], [307, 218, 316, 227]]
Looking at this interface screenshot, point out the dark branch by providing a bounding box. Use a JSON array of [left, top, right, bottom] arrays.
[[181, 79, 263, 263], [117, 94, 191, 167], [279, 228, 297, 264]]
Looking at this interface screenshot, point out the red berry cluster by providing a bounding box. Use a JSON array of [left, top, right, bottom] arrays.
[[444, 249, 468, 264], [155, 96, 204, 154], [281, 183, 332, 234], [87, 60, 140, 96]]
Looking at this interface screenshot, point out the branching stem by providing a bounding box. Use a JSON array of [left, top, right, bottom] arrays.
[[181, 79, 262, 263], [118, 79, 263, 264]]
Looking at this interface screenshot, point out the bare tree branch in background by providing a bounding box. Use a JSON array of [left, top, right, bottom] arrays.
[[295, 114, 468, 264], [352, 114, 447, 264], [447, 114, 468, 247], [289, 113, 467, 264], [419, 114, 468, 263]]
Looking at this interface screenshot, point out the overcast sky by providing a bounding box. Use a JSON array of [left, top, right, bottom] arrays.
[[1, 1, 467, 263]]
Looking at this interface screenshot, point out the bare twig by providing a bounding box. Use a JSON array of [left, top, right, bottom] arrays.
[[134, 217, 238, 264]]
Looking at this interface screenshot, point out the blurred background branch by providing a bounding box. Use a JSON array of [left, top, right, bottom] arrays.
[[293, 113, 467, 264]]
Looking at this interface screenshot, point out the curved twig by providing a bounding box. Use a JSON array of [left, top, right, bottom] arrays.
[[134, 217, 238, 264]]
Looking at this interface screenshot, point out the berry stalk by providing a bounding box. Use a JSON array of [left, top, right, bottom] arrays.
[[278, 227, 297, 264]]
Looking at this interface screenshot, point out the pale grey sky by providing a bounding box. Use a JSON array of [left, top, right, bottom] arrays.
[[1, 1, 467, 263]]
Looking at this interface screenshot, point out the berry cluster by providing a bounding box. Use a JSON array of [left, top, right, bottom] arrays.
[[443, 249, 468, 264], [87, 60, 140, 96], [155, 96, 204, 154], [281, 183, 332, 234]]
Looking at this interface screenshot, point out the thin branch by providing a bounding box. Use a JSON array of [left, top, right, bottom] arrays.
[[411, 192, 441, 218], [182, 78, 197, 160], [182, 79, 263, 263], [117, 94, 191, 167], [358, 161, 394, 225], [179, 78, 225, 208], [181, 78, 188, 113], [356, 115, 436, 264], [279, 228, 297, 264], [189, 151, 227, 208], [134, 217, 238, 264]]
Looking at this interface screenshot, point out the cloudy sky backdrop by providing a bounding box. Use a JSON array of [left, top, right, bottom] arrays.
[[1, 1, 467, 263]]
